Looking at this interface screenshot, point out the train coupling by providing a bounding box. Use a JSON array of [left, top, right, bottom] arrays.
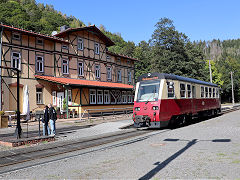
[[134, 115, 151, 127]]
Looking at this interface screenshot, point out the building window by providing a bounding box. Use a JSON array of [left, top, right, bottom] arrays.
[[36, 38, 43, 45], [117, 58, 121, 64], [97, 90, 103, 104], [209, 87, 212, 98], [68, 89, 72, 105], [36, 55, 44, 73], [180, 83, 186, 98], [94, 42, 99, 54], [187, 84, 192, 98], [122, 91, 127, 104], [90, 89, 96, 104], [78, 61, 84, 76], [78, 38, 84, 50], [213, 88, 216, 98], [201, 86, 205, 98], [95, 64, 100, 79], [36, 88, 43, 104], [11, 52, 21, 70], [128, 92, 133, 103], [107, 67, 112, 80], [192, 86, 196, 98], [106, 55, 111, 61], [62, 59, 69, 74], [127, 60, 130, 65], [167, 82, 174, 98], [12, 33, 20, 41], [117, 69, 122, 82], [62, 44, 69, 50], [205, 87, 208, 98], [104, 90, 110, 104], [52, 91, 56, 106], [128, 71, 131, 83]]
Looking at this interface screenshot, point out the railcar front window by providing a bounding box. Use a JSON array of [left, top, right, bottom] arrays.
[[137, 80, 160, 102]]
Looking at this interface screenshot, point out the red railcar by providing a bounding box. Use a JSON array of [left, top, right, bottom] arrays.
[[133, 73, 221, 128]]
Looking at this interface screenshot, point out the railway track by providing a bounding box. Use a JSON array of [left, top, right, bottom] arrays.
[[0, 106, 239, 174], [0, 128, 157, 173]]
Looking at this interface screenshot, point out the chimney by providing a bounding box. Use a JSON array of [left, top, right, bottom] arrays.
[[60, 25, 69, 32]]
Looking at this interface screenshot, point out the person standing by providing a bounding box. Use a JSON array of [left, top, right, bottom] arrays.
[[43, 105, 50, 136], [48, 103, 57, 135]]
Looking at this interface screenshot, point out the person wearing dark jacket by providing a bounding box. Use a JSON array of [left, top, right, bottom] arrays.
[[48, 103, 57, 135], [42, 105, 50, 136]]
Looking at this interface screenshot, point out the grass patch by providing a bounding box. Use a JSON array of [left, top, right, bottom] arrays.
[[217, 153, 226, 156], [232, 160, 240, 164]]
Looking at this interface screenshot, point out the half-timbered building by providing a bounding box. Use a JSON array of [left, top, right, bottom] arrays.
[[0, 24, 137, 118]]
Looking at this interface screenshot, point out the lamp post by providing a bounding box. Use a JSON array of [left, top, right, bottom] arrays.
[[230, 71, 235, 106], [0, 66, 22, 138], [209, 59, 212, 83]]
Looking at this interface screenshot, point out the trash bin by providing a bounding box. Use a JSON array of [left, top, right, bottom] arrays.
[[0, 115, 8, 128]]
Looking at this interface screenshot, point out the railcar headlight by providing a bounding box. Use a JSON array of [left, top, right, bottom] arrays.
[[152, 106, 159, 110], [135, 107, 140, 111]]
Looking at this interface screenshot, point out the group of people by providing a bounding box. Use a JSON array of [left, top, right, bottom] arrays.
[[42, 103, 57, 136]]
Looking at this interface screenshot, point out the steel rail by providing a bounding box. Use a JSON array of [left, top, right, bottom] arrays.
[[0, 129, 152, 169]]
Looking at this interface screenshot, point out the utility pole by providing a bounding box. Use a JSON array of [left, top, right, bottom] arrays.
[[209, 59, 212, 83], [231, 71, 235, 106]]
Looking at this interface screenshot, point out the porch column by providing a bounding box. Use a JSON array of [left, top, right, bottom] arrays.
[[0, 27, 3, 111], [79, 88, 82, 120], [65, 86, 69, 119]]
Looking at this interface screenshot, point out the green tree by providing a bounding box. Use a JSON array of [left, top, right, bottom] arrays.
[[133, 41, 152, 80], [216, 55, 240, 102], [150, 18, 207, 80]]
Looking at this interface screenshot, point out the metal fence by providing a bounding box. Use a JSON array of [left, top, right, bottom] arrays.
[[80, 107, 133, 121]]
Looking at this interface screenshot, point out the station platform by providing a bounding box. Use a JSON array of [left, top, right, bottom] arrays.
[[0, 115, 133, 149]]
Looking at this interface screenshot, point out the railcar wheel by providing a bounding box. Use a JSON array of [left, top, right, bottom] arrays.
[[178, 115, 186, 127]]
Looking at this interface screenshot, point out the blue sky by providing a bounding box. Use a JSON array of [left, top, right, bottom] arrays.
[[36, 0, 240, 44]]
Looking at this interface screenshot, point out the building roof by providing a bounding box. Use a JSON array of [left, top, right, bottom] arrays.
[[106, 51, 139, 61], [54, 25, 115, 47], [35, 75, 133, 89], [0, 23, 69, 44], [137, 72, 219, 87]]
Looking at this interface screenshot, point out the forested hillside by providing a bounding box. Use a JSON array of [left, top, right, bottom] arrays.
[[0, 0, 239, 102], [193, 39, 240, 102]]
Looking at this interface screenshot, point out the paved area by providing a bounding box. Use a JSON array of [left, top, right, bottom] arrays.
[[1, 109, 239, 179]]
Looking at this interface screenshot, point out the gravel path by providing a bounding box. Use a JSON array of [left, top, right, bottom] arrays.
[[1, 111, 240, 179]]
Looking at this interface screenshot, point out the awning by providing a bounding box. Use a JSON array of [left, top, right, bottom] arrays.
[[35, 75, 134, 90]]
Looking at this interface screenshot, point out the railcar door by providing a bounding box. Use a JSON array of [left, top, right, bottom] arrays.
[[192, 85, 197, 114]]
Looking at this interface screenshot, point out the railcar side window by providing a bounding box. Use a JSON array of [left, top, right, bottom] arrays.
[[180, 83, 186, 98], [209, 87, 212, 98], [167, 82, 174, 98], [205, 87, 208, 98], [216, 88, 219, 98], [187, 84, 192, 98], [213, 88, 215, 98], [192, 86, 196, 98], [200, 86, 204, 98]]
